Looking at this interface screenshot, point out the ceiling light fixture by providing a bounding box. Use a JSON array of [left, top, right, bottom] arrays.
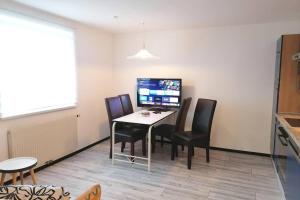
[[127, 21, 160, 60]]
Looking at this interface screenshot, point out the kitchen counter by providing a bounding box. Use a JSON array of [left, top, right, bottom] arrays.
[[276, 113, 300, 150]]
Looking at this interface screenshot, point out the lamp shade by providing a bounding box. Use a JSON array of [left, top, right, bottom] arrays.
[[127, 48, 160, 60]]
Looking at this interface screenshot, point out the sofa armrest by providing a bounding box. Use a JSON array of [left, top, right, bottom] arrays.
[[75, 184, 101, 200]]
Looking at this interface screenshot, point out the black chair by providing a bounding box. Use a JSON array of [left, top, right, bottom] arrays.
[[151, 97, 192, 153], [119, 94, 134, 115], [105, 96, 147, 159], [171, 98, 217, 169], [119, 94, 133, 152], [118, 94, 148, 153]]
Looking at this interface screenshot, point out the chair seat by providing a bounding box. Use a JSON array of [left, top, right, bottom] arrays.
[[115, 126, 147, 143], [118, 123, 148, 131], [173, 131, 209, 145], [152, 124, 175, 139]]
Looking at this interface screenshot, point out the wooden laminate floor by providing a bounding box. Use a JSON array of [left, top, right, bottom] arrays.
[[23, 140, 282, 200]]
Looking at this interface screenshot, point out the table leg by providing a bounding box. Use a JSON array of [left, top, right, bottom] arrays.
[[112, 122, 116, 165], [30, 169, 37, 185], [20, 172, 24, 184], [148, 125, 153, 172], [12, 173, 17, 185], [0, 173, 5, 185]]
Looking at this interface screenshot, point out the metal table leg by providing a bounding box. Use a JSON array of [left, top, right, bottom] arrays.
[[112, 122, 116, 165], [148, 125, 153, 172]]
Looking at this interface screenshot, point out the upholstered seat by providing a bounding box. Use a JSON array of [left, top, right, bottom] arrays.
[[173, 131, 209, 145], [114, 127, 146, 142], [153, 124, 175, 138]]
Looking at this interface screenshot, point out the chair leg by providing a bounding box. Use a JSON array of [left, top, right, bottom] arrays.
[[152, 134, 156, 153], [192, 146, 195, 156], [187, 145, 192, 169], [181, 145, 184, 151], [109, 139, 112, 159], [130, 142, 135, 162], [30, 169, 37, 185], [20, 171, 24, 185], [161, 136, 164, 147], [175, 145, 178, 157], [142, 138, 146, 156], [12, 173, 17, 185], [121, 142, 125, 152], [0, 173, 6, 186], [171, 142, 175, 160], [206, 147, 210, 163]]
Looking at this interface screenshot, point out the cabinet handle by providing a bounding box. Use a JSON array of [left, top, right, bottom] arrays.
[[278, 134, 288, 146], [287, 140, 300, 164]]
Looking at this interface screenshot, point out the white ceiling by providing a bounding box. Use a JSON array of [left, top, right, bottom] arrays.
[[14, 0, 300, 33]]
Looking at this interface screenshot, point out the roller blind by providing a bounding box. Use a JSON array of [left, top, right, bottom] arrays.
[[0, 12, 77, 118]]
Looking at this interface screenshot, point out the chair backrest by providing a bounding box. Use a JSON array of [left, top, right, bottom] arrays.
[[119, 94, 134, 115], [105, 96, 125, 131], [192, 98, 217, 137], [175, 97, 192, 131]]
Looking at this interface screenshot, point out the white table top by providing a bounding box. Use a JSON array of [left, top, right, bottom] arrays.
[[0, 157, 37, 172], [113, 110, 176, 125]]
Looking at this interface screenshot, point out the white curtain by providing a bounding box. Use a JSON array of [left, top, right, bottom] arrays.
[[0, 12, 77, 118]]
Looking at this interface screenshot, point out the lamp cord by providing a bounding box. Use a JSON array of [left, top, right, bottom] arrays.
[[141, 21, 146, 49]]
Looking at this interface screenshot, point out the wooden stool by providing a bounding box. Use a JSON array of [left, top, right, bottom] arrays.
[[0, 157, 37, 185]]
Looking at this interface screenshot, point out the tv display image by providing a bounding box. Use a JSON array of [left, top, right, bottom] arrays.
[[137, 78, 182, 108]]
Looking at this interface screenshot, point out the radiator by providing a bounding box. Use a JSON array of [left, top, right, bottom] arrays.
[[7, 116, 78, 168]]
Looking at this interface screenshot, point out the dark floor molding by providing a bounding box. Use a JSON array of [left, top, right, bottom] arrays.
[[3, 136, 110, 185], [209, 146, 271, 157], [155, 139, 271, 157]]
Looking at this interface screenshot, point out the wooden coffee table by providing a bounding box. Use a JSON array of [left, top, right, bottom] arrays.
[[0, 157, 37, 185]]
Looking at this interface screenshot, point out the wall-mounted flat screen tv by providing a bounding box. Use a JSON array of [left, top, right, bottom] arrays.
[[137, 78, 182, 108]]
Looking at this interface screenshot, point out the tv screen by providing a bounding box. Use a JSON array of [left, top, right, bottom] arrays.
[[137, 78, 182, 108]]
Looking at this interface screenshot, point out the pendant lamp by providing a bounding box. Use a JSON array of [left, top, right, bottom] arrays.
[[127, 22, 160, 60]]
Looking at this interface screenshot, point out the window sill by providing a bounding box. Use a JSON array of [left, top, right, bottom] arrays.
[[0, 105, 77, 121]]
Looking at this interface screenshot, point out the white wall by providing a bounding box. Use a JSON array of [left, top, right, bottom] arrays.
[[1, 2, 300, 160], [0, 2, 113, 161], [113, 21, 300, 154]]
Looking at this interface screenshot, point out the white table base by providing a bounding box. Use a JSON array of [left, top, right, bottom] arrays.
[[112, 122, 153, 172]]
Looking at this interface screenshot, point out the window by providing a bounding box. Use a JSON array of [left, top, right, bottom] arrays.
[[0, 12, 77, 118]]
